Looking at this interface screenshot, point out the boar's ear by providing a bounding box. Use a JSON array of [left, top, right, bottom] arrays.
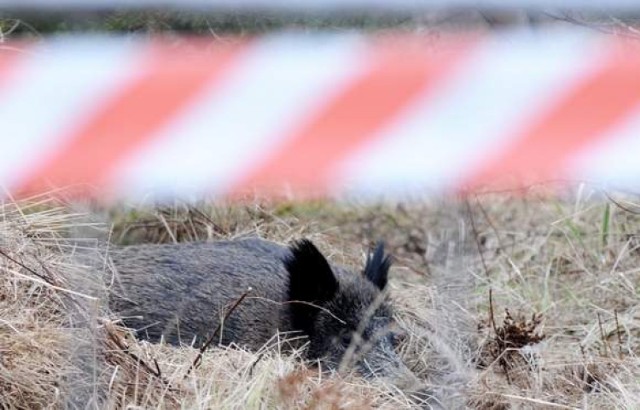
[[285, 239, 338, 334], [363, 241, 392, 290]]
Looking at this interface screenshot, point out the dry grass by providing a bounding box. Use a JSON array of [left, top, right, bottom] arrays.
[[0, 197, 429, 409], [3, 186, 640, 408]]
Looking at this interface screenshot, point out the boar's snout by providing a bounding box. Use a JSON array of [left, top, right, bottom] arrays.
[[408, 388, 446, 410], [351, 337, 446, 408], [355, 339, 420, 389]]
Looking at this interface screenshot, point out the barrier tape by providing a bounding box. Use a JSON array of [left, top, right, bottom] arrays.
[[2, 30, 640, 201]]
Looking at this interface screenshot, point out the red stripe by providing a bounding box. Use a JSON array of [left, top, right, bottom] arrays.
[[462, 44, 640, 192], [230, 37, 475, 197], [18, 40, 245, 197], [0, 45, 28, 87]]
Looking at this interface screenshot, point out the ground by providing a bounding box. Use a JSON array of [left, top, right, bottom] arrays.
[[1, 185, 640, 408]]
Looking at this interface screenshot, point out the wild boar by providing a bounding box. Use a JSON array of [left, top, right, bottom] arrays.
[[108, 237, 424, 394]]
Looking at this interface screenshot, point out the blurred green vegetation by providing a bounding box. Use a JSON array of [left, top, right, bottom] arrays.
[[0, 10, 422, 37], [1, 6, 639, 40], [6, 9, 626, 38]]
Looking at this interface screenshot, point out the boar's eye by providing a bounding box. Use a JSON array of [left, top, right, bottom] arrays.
[[340, 332, 353, 346]]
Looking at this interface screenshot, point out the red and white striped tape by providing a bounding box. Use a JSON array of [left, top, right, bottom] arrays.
[[2, 30, 640, 201]]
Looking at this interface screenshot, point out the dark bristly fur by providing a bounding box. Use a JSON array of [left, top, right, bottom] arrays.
[[286, 239, 339, 337], [363, 241, 392, 290], [108, 237, 423, 394]]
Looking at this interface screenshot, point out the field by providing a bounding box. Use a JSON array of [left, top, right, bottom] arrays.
[[1, 186, 640, 409], [2, 6, 640, 408]]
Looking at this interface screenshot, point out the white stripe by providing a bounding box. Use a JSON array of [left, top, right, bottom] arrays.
[[337, 30, 601, 197], [569, 105, 640, 192], [0, 37, 143, 190], [114, 34, 367, 201]]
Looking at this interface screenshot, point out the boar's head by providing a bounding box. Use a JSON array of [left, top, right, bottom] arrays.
[[285, 240, 421, 391]]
